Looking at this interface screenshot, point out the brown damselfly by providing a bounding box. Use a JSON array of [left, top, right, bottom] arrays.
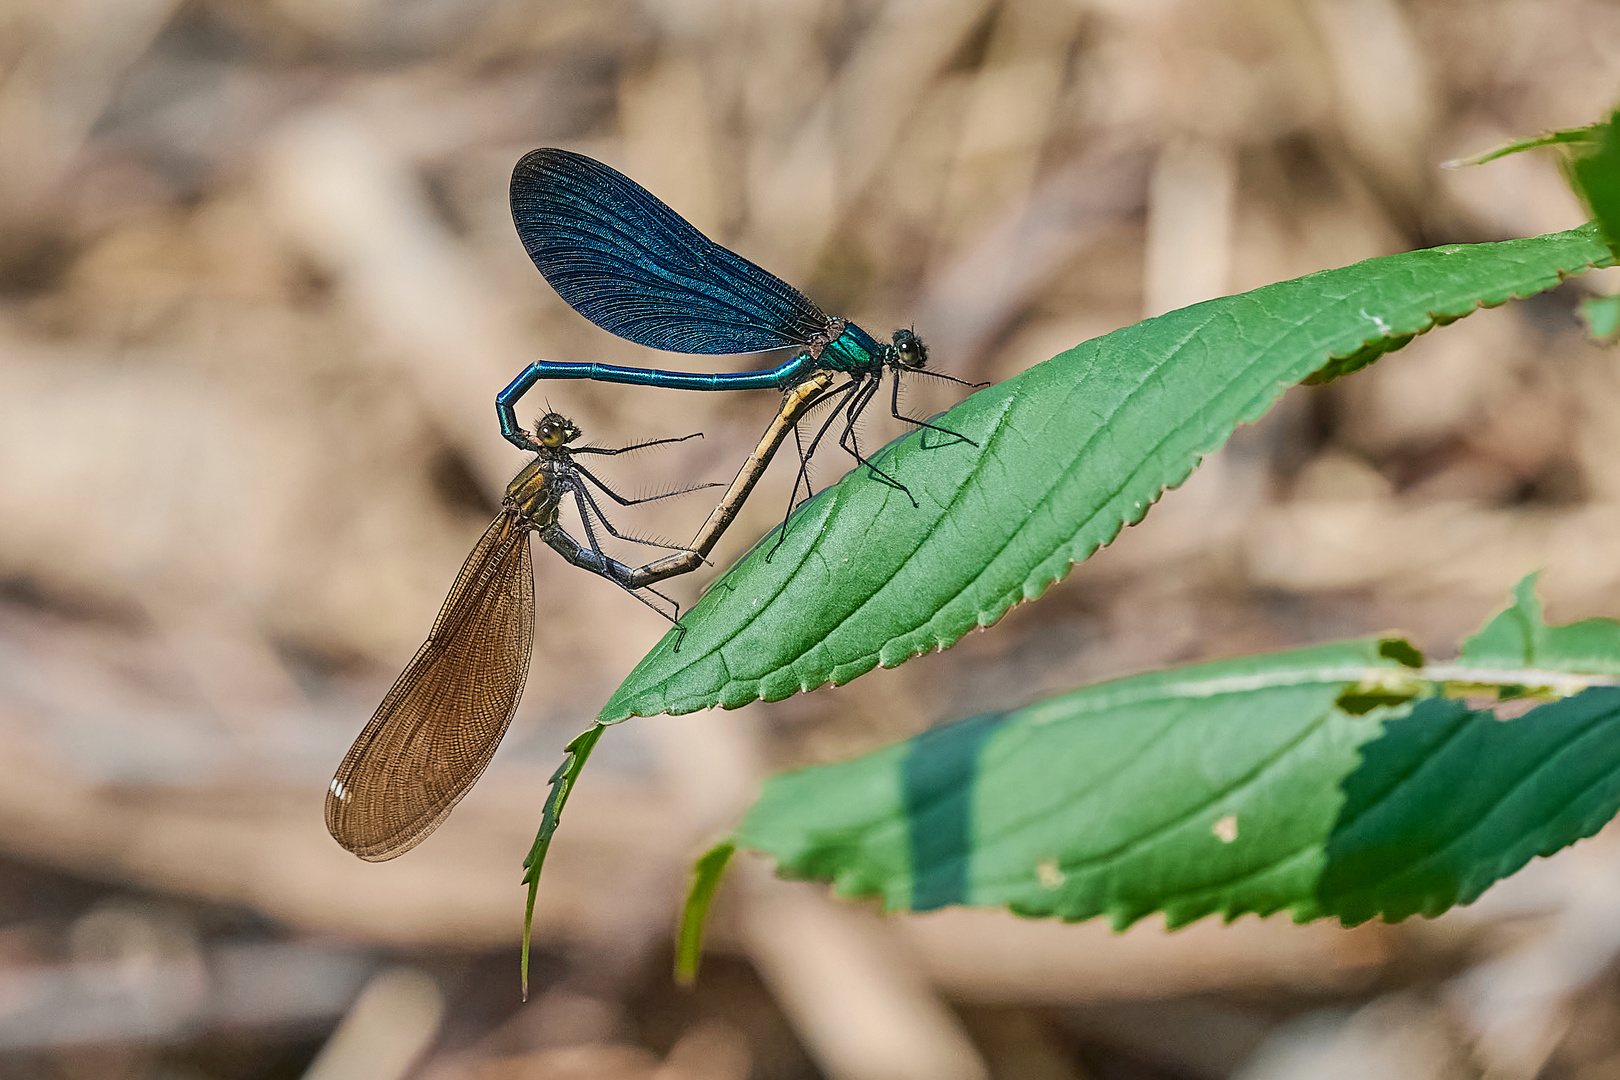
[[326, 373, 838, 861]]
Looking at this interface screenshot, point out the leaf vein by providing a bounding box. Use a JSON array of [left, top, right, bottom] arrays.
[[978, 706, 1335, 877]]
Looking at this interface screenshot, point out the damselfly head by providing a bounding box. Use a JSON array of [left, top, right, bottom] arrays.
[[533, 412, 582, 449], [891, 328, 928, 370]]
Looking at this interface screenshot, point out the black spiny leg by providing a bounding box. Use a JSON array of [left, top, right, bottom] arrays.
[[767, 379, 862, 560], [891, 368, 980, 447], [567, 478, 691, 554], [837, 376, 917, 507], [572, 463, 720, 507], [556, 478, 688, 643], [913, 368, 990, 391], [571, 431, 706, 456]]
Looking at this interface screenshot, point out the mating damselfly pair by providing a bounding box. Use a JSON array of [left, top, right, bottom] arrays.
[[325, 148, 983, 863]]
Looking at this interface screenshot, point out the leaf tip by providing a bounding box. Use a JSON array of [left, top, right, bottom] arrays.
[[675, 842, 737, 986], [517, 723, 608, 996]]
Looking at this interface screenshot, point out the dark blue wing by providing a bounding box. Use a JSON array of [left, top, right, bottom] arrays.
[[510, 148, 829, 355]]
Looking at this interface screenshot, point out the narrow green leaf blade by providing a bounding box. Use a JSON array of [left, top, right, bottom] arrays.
[[675, 842, 735, 985], [520, 723, 606, 999], [603, 228, 1612, 722], [1443, 125, 1600, 168]]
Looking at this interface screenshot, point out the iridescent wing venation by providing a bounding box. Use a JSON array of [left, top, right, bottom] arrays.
[[325, 513, 537, 861], [510, 147, 829, 355]]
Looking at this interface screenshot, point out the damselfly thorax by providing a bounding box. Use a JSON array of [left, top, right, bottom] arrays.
[[503, 455, 563, 530]]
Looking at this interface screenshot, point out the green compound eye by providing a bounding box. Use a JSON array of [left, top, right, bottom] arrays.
[[533, 412, 579, 448], [891, 328, 928, 369]]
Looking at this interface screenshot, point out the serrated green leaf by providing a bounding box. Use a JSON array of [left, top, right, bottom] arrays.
[[734, 638, 1417, 925], [700, 636, 1620, 950], [668, 582, 1620, 970], [520, 722, 605, 998], [601, 227, 1613, 723], [1572, 109, 1620, 254]]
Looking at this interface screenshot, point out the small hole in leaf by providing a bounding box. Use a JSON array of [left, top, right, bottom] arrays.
[[1377, 638, 1424, 667], [1336, 690, 1417, 715]]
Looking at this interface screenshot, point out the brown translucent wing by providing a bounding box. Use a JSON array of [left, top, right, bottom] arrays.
[[326, 513, 536, 861]]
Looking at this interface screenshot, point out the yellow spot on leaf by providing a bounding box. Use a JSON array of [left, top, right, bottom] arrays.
[[1036, 858, 1065, 889], [1212, 815, 1238, 843]]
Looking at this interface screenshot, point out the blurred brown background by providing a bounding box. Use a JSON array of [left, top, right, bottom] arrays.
[[2, 0, 1620, 1077]]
